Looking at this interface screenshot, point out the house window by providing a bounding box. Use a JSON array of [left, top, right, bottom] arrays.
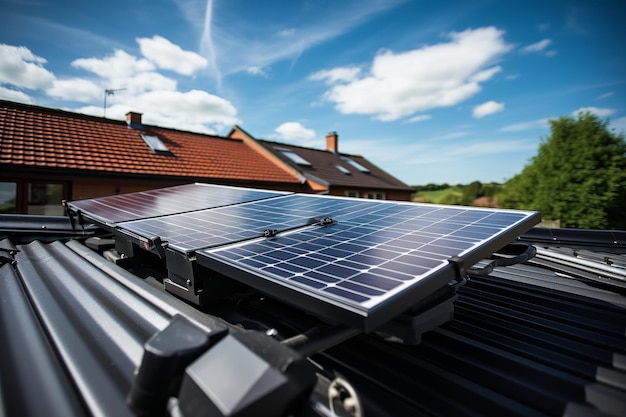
[[341, 157, 370, 173], [345, 191, 360, 198], [28, 183, 65, 215], [276, 148, 312, 166], [364, 192, 386, 200], [141, 133, 171, 154], [0, 182, 17, 213]]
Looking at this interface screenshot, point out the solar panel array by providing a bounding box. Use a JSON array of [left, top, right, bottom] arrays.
[[67, 184, 540, 330]]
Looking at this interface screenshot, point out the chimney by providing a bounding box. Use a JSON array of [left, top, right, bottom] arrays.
[[326, 131, 338, 153], [126, 111, 143, 127]]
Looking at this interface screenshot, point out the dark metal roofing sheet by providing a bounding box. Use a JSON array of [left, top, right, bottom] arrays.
[[0, 239, 229, 417], [1, 234, 625, 417]]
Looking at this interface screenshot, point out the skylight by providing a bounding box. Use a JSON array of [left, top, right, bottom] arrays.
[[141, 134, 171, 154], [334, 164, 351, 175], [342, 157, 370, 173], [276, 148, 311, 166]]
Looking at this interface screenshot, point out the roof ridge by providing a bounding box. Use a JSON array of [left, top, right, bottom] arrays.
[[0, 99, 234, 140], [1, 99, 123, 125], [258, 138, 363, 157]]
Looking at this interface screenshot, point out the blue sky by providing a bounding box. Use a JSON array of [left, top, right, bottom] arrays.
[[1, 0, 624, 186]]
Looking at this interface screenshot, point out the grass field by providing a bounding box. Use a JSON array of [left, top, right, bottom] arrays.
[[413, 187, 463, 204]]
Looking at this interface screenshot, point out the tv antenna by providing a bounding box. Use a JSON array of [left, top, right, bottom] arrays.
[[103, 88, 126, 118]]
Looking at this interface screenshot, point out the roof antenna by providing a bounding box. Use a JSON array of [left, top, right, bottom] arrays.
[[103, 88, 126, 118]]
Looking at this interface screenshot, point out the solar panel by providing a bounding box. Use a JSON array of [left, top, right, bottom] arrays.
[[195, 197, 540, 331], [66, 183, 288, 225]]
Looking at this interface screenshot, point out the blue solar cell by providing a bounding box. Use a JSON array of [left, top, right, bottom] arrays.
[[350, 273, 401, 291], [338, 281, 385, 297], [323, 287, 369, 303], [291, 275, 326, 289], [303, 270, 341, 284]]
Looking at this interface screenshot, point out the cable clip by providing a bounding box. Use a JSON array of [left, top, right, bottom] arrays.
[[319, 217, 334, 226], [263, 229, 278, 238]]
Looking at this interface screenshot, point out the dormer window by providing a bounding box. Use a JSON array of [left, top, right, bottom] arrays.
[[141, 134, 171, 154], [341, 157, 370, 173], [276, 148, 311, 166]]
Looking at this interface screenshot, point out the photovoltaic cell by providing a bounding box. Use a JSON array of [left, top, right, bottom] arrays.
[[196, 196, 539, 330], [66, 183, 288, 224]]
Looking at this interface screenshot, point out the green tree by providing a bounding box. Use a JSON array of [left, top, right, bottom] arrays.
[[501, 112, 626, 229], [461, 181, 482, 205], [438, 188, 463, 205]]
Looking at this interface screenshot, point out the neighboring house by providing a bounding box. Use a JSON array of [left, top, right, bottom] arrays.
[[0, 100, 304, 215], [228, 126, 415, 201]]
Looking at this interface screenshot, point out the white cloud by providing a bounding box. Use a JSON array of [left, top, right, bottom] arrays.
[[137, 35, 208, 76], [278, 28, 296, 37], [309, 67, 361, 84], [473, 100, 505, 118], [572, 107, 616, 117], [72, 49, 154, 78], [499, 118, 550, 132], [596, 92, 615, 100], [246, 66, 269, 77], [406, 114, 432, 123], [428, 131, 470, 142], [122, 72, 178, 94], [134, 89, 238, 130], [1, 36, 239, 135], [273, 122, 316, 141], [520, 39, 552, 53], [71, 48, 178, 95], [78, 89, 239, 134], [47, 78, 102, 102], [520, 39, 556, 57], [0, 86, 33, 103], [312, 27, 512, 121], [0, 44, 55, 90]]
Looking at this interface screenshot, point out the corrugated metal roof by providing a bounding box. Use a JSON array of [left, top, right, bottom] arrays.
[[0, 238, 232, 417], [1, 228, 625, 417]]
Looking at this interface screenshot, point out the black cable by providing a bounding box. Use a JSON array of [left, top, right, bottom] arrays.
[[467, 242, 537, 276]]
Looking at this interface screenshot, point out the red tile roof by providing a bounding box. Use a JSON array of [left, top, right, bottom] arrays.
[[0, 100, 300, 184]]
